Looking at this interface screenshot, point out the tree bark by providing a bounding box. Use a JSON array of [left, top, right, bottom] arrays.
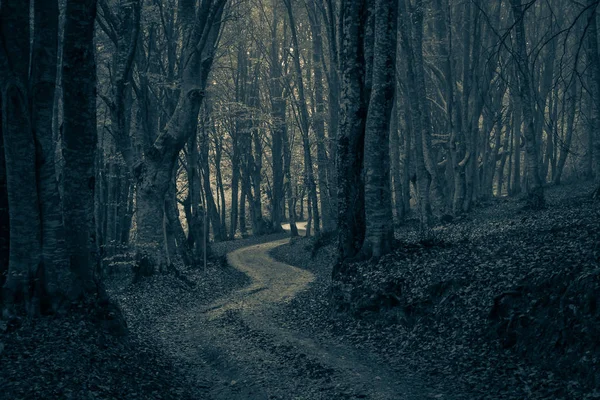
[[510, 0, 545, 208], [361, 0, 397, 258], [334, 0, 368, 268], [284, 0, 321, 235], [269, 14, 286, 233], [399, 0, 431, 232], [131, 1, 225, 274], [0, 0, 42, 311], [554, 80, 577, 184], [308, 0, 335, 233], [0, 93, 8, 291], [390, 100, 406, 224], [585, 0, 600, 196]]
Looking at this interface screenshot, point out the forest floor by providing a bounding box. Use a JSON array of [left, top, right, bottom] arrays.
[[2, 182, 597, 399], [108, 227, 453, 399], [270, 181, 600, 400]]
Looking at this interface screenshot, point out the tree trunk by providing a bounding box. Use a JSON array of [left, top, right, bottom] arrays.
[[497, 104, 513, 196], [323, 0, 340, 233], [0, 93, 8, 291], [214, 135, 228, 237], [510, 0, 545, 208], [269, 46, 286, 233], [308, 0, 335, 233], [335, 0, 368, 268], [230, 133, 240, 238], [135, 178, 169, 276], [132, 1, 225, 273], [32, 0, 70, 302], [285, 0, 320, 235], [165, 180, 193, 266], [200, 112, 225, 241], [361, 0, 396, 258], [511, 90, 522, 195], [554, 80, 577, 184], [399, 0, 432, 231], [585, 0, 600, 196], [283, 124, 298, 236], [391, 100, 406, 224]]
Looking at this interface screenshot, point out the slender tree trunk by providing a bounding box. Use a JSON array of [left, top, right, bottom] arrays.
[[165, 180, 193, 266], [214, 136, 228, 237], [285, 0, 320, 235], [230, 129, 240, 238], [249, 125, 266, 236], [391, 100, 406, 224], [308, 1, 335, 233], [497, 105, 513, 196], [554, 81, 577, 184], [200, 114, 225, 241], [511, 90, 522, 195], [283, 125, 298, 236], [239, 177, 248, 236], [269, 54, 286, 233]]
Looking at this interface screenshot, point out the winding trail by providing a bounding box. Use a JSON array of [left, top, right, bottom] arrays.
[[159, 229, 447, 399], [201, 238, 314, 319]]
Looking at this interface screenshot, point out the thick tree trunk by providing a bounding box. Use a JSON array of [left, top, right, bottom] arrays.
[[413, 0, 447, 214], [132, 1, 225, 272], [323, 0, 340, 229], [0, 0, 39, 312], [510, 0, 545, 208], [3, 83, 43, 309], [32, 0, 70, 302], [585, 0, 600, 196], [0, 93, 8, 291], [453, 1, 473, 214], [361, 0, 396, 258], [335, 0, 368, 268], [62, 0, 99, 297], [399, 0, 431, 231], [135, 180, 168, 276]]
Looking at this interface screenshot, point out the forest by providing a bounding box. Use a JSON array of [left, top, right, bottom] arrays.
[[1, 0, 599, 399]]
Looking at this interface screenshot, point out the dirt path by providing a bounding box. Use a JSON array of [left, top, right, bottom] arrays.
[[200, 239, 314, 319], [157, 234, 449, 400]]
